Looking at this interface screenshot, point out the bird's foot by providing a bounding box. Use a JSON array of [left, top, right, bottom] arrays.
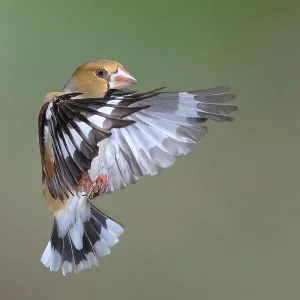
[[89, 174, 109, 199], [77, 173, 93, 193]]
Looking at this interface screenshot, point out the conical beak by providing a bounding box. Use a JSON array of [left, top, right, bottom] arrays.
[[109, 66, 137, 89]]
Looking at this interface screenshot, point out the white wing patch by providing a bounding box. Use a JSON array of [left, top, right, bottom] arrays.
[[99, 85, 237, 194]]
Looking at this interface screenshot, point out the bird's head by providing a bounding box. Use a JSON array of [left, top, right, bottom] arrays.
[[61, 59, 137, 98]]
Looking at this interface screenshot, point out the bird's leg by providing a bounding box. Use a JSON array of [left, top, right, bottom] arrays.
[[77, 173, 93, 194], [89, 174, 109, 199]]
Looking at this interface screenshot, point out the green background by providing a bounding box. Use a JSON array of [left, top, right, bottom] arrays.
[[0, 0, 299, 299]]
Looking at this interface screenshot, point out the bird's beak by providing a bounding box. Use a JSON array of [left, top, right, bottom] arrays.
[[109, 66, 137, 89]]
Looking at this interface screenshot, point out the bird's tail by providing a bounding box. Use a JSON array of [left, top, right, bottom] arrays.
[[41, 201, 124, 275]]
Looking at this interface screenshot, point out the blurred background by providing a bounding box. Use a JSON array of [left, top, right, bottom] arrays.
[[0, 0, 299, 299]]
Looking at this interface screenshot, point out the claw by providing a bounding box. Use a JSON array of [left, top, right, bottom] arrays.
[[89, 174, 109, 199]]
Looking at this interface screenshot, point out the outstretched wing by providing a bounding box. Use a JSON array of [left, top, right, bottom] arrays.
[[38, 92, 151, 201], [100, 85, 238, 194]]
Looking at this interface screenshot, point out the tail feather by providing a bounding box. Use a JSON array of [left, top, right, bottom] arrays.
[[41, 202, 124, 275]]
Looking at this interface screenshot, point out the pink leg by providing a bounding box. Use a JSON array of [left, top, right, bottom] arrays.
[[89, 174, 109, 199], [77, 173, 93, 193]]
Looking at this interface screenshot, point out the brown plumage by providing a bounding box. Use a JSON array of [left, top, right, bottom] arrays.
[[61, 59, 136, 98]]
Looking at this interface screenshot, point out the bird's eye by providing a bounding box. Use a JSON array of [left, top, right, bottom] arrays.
[[95, 68, 108, 78]]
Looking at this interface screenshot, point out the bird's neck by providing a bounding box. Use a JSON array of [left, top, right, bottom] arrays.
[[61, 77, 106, 99], [44, 92, 64, 103]]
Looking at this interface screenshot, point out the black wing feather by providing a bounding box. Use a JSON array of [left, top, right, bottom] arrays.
[[39, 90, 155, 201]]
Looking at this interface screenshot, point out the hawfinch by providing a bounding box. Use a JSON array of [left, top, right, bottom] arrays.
[[38, 59, 238, 275]]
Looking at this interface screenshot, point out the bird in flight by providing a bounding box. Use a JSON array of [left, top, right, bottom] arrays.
[[38, 59, 238, 275]]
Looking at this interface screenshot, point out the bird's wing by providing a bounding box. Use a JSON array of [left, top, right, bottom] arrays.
[[38, 92, 150, 201], [100, 85, 238, 194]]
